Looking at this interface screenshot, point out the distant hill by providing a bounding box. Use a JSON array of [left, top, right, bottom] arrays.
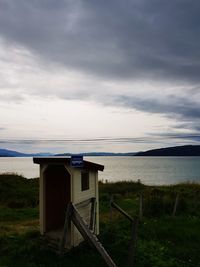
[[0, 148, 136, 157], [0, 149, 28, 157], [135, 145, 200, 156], [2, 146, 200, 157], [0, 148, 53, 157], [55, 152, 136, 156]]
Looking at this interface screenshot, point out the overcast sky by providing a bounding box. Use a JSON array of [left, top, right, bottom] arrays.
[[0, 0, 200, 153]]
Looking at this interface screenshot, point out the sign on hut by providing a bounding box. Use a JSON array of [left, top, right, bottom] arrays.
[[33, 156, 104, 248]]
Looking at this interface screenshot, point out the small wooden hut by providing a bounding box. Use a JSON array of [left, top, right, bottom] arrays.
[[33, 156, 104, 248]]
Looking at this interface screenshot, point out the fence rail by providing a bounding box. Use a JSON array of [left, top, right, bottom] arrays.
[[60, 201, 117, 267]]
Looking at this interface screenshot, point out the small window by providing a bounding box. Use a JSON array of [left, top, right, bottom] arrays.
[[81, 172, 89, 191]]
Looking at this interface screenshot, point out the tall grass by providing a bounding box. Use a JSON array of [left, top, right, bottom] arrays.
[[1, 174, 200, 266], [0, 173, 38, 208]]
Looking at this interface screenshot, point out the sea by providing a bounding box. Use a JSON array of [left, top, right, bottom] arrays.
[[0, 156, 200, 185]]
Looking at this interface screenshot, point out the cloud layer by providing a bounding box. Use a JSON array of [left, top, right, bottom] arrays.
[[0, 0, 200, 150], [1, 0, 200, 82]]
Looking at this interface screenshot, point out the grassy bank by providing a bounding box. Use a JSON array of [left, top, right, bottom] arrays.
[[0, 174, 200, 267]]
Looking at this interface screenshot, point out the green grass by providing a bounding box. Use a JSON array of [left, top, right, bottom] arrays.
[[0, 174, 38, 208], [0, 206, 38, 222], [0, 232, 107, 267], [138, 216, 200, 266], [0, 174, 200, 267]]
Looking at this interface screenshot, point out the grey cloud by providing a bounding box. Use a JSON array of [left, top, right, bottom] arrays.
[[0, 133, 199, 155], [151, 132, 200, 143], [173, 123, 200, 132], [112, 94, 200, 119], [0, 137, 158, 144], [1, 0, 200, 82], [0, 93, 25, 103], [102, 93, 200, 133], [1, 0, 200, 138]]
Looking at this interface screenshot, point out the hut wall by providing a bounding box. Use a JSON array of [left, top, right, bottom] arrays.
[[71, 169, 98, 246], [39, 163, 99, 247]]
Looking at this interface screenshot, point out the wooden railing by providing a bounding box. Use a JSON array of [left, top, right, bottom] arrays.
[[60, 200, 117, 267], [60, 196, 139, 267], [110, 197, 139, 267]]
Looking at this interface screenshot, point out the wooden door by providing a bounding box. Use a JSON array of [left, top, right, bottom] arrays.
[[44, 165, 70, 231]]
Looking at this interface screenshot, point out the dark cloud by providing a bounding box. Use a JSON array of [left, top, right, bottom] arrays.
[[108, 93, 200, 133], [1, 133, 199, 155], [151, 132, 200, 143], [0, 0, 200, 82], [0, 0, 200, 140], [0, 137, 159, 145], [113, 94, 200, 119], [173, 122, 200, 132]]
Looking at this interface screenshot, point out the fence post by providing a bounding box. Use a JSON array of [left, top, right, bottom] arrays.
[[139, 193, 143, 221], [109, 195, 114, 222], [172, 193, 179, 217], [71, 203, 118, 267], [89, 197, 96, 231], [60, 202, 72, 253], [127, 216, 139, 267], [93, 200, 97, 234]]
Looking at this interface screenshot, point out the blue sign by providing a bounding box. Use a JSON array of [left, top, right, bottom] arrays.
[[70, 155, 84, 168]]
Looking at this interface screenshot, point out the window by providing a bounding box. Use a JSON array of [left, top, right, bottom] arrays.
[[81, 171, 89, 191]]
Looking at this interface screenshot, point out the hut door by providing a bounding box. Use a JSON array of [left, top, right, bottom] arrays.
[[44, 165, 70, 232]]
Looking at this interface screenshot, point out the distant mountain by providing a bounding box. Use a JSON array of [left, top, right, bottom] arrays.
[[0, 148, 136, 157], [55, 152, 136, 156], [0, 149, 28, 157], [3, 146, 200, 157], [0, 148, 53, 157], [135, 145, 200, 156], [33, 152, 53, 156]]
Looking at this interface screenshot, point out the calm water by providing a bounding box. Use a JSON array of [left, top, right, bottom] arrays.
[[0, 156, 200, 185]]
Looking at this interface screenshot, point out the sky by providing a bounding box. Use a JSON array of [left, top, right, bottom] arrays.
[[0, 0, 200, 153]]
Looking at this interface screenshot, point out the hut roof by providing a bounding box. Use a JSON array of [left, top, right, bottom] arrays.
[[33, 157, 104, 171]]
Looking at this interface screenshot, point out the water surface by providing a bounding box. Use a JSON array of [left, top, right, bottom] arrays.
[[0, 156, 200, 185]]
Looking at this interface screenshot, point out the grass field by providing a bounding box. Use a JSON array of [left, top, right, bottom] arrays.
[[0, 174, 200, 267]]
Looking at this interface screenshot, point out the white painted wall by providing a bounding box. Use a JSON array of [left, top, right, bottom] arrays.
[[39, 163, 99, 248]]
